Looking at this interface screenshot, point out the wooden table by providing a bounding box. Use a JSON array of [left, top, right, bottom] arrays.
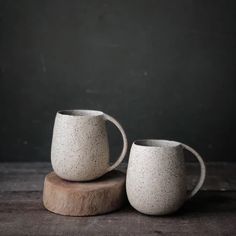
[[0, 162, 236, 235]]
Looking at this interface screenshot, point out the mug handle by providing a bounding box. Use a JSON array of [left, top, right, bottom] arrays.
[[103, 113, 128, 172], [181, 143, 206, 199]]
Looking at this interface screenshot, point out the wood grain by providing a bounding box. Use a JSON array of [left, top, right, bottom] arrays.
[[0, 162, 235, 191], [0, 191, 236, 235], [43, 171, 126, 216], [0, 162, 236, 235]]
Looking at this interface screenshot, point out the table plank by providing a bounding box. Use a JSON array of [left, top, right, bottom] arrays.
[[0, 162, 236, 191], [0, 191, 235, 236], [0, 162, 236, 235]]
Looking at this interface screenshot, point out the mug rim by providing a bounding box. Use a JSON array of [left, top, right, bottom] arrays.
[[133, 139, 181, 148], [57, 109, 104, 117]]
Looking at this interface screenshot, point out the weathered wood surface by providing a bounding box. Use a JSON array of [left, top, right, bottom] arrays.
[[0, 162, 236, 235], [0, 162, 235, 192], [0, 191, 236, 235]]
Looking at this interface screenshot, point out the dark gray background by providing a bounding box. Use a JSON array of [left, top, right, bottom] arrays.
[[0, 0, 235, 162]]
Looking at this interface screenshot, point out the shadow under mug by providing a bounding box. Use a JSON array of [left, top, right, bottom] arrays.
[[126, 139, 206, 215]]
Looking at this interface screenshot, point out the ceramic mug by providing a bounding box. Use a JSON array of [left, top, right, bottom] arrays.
[[126, 139, 206, 215], [51, 110, 128, 181]]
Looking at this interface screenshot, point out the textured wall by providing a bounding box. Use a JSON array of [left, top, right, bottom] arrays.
[[0, 0, 235, 161]]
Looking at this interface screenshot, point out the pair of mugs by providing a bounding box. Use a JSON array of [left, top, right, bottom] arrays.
[[51, 109, 206, 215]]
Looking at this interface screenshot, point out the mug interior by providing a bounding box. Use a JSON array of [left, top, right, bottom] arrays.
[[58, 110, 103, 117], [134, 139, 180, 148]]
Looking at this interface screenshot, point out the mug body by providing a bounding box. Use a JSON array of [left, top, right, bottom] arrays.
[[51, 110, 109, 181], [126, 140, 187, 215]]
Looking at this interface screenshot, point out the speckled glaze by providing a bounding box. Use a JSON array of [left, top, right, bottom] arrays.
[[51, 110, 128, 181], [126, 140, 206, 215]]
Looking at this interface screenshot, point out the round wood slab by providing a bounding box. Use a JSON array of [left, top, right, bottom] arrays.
[[43, 171, 126, 216]]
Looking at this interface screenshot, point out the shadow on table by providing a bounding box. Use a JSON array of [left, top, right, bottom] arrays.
[[176, 191, 236, 216], [121, 191, 236, 218]]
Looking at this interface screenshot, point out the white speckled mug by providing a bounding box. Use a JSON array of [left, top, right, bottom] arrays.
[[51, 110, 128, 181], [126, 139, 206, 215]]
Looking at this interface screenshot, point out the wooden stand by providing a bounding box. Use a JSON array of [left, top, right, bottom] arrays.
[[43, 171, 126, 216]]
